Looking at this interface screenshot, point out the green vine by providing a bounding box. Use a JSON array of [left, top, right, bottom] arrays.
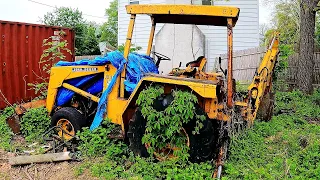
[[28, 30, 72, 99], [136, 85, 206, 161]]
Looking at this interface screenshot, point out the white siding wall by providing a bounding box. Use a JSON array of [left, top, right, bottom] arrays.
[[199, 0, 259, 71], [118, 0, 259, 71], [118, 0, 166, 52]]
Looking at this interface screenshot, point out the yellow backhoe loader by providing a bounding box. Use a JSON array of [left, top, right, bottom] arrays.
[[45, 4, 279, 177]]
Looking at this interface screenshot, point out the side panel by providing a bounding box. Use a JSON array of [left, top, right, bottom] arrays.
[[46, 66, 106, 113], [46, 64, 129, 128]]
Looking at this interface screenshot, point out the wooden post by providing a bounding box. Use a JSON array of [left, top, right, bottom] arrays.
[[9, 152, 72, 166]]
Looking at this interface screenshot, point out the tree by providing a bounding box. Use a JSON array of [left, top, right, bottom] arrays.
[[41, 7, 102, 56], [100, 0, 118, 47], [297, 0, 320, 94], [272, 0, 300, 45], [41, 7, 87, 55], [264, 0, 320, 93], [82, 24, 101, 55]]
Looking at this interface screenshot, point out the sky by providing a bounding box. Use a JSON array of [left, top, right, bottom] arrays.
[[0, 0, 111, 24], [0, 0, 272, 25]]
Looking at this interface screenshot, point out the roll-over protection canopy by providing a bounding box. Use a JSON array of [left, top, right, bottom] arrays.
[[125, 4, 240, 27]]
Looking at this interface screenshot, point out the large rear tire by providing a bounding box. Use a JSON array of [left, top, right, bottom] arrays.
[[127, 101, 217, 162], [185, 107, 217, 163]]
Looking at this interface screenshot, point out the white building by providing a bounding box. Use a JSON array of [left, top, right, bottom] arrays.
[[118, 0, 259, 74]]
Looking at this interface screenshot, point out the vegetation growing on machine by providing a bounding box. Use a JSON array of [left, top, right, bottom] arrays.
[[136, 85, 206, 161]]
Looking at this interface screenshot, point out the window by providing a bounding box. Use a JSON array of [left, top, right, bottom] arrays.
[[129, 0, 139, 4]]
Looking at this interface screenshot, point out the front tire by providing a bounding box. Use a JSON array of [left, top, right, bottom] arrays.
[[51, 107, 87, 140]]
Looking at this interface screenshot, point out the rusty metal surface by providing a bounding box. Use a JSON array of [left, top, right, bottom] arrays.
[[0, 20, 75, 109], [15, 99, 46, 115], [227, 18, 234, 108], [6, 115, 21, 134]]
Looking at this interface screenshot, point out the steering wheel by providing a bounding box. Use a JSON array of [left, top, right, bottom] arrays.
[[151, 51, 171, 67]]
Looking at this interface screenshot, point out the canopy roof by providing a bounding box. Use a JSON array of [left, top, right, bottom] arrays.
[[126, 4, 240, 27]]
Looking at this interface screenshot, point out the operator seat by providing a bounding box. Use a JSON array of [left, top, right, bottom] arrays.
[[186, 56, 205, 68], [168, 56, 206, 77]]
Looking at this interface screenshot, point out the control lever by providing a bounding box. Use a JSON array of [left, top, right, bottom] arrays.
[[219, 57, 227, 76]]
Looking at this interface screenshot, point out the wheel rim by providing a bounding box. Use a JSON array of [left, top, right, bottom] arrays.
[[56, 119, 75, 140], [145, 128, 190, 161]]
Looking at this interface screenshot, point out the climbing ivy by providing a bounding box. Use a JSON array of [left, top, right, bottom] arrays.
[[136, 85, 206, 161]]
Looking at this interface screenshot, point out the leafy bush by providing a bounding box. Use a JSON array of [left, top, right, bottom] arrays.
[[0, 106, 15, 150], [136, 86, 205, 161], [118, 44, 142, 53], [77, 120, 129, 158], [20, 107, 51, 142]]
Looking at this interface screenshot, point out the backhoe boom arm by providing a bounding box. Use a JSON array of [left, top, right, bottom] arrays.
[[247, 32, 280, 122]]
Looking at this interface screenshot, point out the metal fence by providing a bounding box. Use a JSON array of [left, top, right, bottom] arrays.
[[213, 47, 266, 83]]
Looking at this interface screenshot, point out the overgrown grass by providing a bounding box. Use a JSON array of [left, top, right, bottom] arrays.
[[0, 106, 15, 150], [223, 89, 320, 179], [20, 107, 50, 142], [75, 89, 320, 179], [76, 119, 215, 179], [0, 106, 51, 150]]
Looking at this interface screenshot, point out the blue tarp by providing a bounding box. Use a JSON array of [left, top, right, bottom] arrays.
[[54, 51, 159, 130]]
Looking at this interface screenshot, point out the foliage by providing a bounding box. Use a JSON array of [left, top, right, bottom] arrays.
[[28, 31, 73, 99], [76, 151, 215, 179], [20, 107, 51, 142], [273, 44, 295, 82], [77, 119, 129, 157], [76, 87, 212, 179], [40, 30, 72, 65], [136, 86, 206, 161], [40, 30, 72, 75], [118, 44, 142, 53], [27, 82, 49, 100], [82, 24, 101, 55], [273, 0, 300, 45], [223, 89, 320, 179], [76, 134, 214, 179], [100, 0, 118, 47], [41, 7, 101, 55], [0, 106, 15, 150]]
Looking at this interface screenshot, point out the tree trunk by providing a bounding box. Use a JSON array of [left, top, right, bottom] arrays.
[[298, 0, 319, 94]]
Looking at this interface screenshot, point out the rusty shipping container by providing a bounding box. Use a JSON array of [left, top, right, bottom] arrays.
[[0, 20, 75, 109]]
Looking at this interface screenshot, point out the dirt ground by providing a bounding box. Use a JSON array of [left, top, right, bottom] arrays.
[[0, 149, 97, 180]]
